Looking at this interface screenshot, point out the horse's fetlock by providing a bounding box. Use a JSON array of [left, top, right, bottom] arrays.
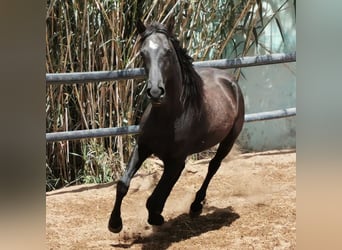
[[148, 212, 164, 226], [195, 190, 206, 202]]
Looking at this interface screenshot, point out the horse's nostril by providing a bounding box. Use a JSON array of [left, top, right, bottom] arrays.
[[159, 87, 165, 97], [147, 88, 152, 99]]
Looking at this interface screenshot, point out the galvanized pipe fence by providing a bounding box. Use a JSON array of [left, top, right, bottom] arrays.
[[46, 52, 296, 142]]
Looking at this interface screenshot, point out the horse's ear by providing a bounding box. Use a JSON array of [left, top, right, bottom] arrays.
[[166, 17, 175, 33], [136, 19, 146, 34]]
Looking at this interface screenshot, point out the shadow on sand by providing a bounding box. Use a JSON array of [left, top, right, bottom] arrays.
[[111, 206, 239, 250]]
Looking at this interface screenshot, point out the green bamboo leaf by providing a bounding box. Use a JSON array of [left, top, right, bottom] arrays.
[[293, 0, 296, 20], [275, 17, 285, 43], [256, 0, 263, 26], [253, 27, 259, 47]]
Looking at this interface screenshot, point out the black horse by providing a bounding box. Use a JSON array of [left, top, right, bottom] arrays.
[[108, 20, 245, 233]]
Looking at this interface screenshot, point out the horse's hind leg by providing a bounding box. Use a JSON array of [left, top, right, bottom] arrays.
[[108, 144, 150, 233], [190, 128, 239, 216], [146, 159, 185, 226]]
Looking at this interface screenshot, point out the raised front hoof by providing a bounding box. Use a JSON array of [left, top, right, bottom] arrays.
[[108, 217, 123, 233], [148, 213, 165, 226], [189, 203, 203, 218]]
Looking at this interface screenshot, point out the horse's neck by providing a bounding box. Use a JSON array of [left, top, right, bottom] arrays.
[[150, 96, 199, 125], [161, 69, 184, 117], [150, 98, 183, 120]]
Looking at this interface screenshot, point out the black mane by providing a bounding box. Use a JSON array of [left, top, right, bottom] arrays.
[[138, 22, 203, 112]]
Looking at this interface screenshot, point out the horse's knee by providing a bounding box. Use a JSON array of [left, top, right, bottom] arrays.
[[116, 180, 129, 198]]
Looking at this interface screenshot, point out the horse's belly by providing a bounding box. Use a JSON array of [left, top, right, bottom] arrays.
[[152, 143, 188, 160], [190, 127, 232, 154]]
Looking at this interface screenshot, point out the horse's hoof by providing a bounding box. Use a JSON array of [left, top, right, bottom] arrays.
[[108, 217, 123, 233], [189, 203, 203, 218], [148, 213, 165, 226]]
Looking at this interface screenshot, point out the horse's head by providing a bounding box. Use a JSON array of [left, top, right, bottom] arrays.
[[137, 20, 181, 106]]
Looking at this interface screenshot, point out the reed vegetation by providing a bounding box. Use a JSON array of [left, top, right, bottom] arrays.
[[46, 0, 295, 190]]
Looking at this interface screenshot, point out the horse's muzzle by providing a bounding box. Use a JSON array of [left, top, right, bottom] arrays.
[[146, 85, 165, 104]]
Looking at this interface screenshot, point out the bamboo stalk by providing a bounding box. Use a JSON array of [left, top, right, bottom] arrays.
[[217, 0, 254, 57]]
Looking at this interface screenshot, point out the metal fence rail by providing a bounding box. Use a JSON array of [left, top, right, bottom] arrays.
[[46, 52, 296, 142], [46, 108, 296, 142], [244, 107, 296, 123], [46, 52, 296, 85]]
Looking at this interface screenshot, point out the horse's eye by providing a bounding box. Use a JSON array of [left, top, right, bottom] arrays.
[[162, 48, 172, 58]]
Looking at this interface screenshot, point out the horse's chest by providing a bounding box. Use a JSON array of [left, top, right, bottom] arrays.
[[139, 123, 190, 159], [145, 138, 185, 160]]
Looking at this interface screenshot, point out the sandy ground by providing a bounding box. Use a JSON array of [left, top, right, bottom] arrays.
[[46, 149, 296, 249]]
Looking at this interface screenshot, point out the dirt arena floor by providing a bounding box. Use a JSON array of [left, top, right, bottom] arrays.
[[46, 149, 296, 249]]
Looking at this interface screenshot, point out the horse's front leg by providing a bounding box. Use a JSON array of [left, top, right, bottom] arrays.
[[108, 144, 150, 233], [146, 159, 185, 226]]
